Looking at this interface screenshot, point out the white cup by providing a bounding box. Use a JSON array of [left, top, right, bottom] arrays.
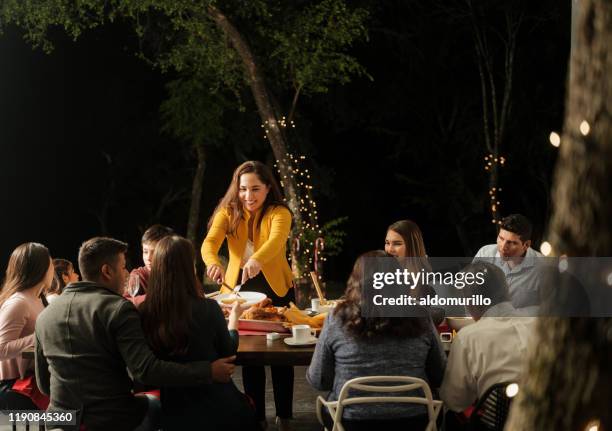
[[311, 298, 321, 312], [292, 324, 316, 343], [318, 305, 333, 314], [440, 332, 453, 343]]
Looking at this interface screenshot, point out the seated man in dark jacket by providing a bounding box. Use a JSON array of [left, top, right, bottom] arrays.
[[35, 237, 236, 431]]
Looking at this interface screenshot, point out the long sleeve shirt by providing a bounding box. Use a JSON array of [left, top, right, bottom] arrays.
[[473, 245, 544, 308], [307, 312, 446, 420], [35, 282, 213, 431], [0, 291, 44, 380], [440, 302, 535, 412], [202, 205, 293, 297]]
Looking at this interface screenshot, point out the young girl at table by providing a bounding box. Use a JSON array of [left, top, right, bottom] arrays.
[[140, 235, 257, 431], [307, 251, 446, 431], [45, 258, 80, 303], [202, 160, 294, 430], [0, 242, 54, 410], [384, 219, 445, 324]]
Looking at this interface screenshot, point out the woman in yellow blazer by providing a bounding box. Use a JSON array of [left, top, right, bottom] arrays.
[[202, 160, 294, 430]]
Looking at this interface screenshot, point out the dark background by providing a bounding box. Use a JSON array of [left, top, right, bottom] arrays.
[[0, 1, 570, 282]]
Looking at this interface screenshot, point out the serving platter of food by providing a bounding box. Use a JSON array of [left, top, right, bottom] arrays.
[[222, 298, 328, 333]]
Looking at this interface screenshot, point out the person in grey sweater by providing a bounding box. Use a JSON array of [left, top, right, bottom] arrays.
[[307, 251, 446, 430]]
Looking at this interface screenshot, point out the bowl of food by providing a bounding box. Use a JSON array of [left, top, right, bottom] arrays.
[[317, 304, 335, 314], [446, 317, 475, 331]]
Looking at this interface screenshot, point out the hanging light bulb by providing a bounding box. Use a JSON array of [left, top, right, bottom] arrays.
[[505, 383, 519, 398], [549, 132, 561, 147], [580, 120, 590, 136], [585, 420, 600, 431]]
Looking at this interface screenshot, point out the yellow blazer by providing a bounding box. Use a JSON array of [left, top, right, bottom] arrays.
[[201, 205, 293, 297]]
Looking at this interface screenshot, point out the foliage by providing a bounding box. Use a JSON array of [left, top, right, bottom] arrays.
[[159, 74, 227, 147], [277, 154, 348, 277], [292, 216, 348, 278], [267, 0, 370, 95], [316, 216, 348, 258], [0, 0, 370, 268], [0, 0, 369, 109]]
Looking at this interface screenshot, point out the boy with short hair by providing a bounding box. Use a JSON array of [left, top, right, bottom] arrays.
[[129, 224, 174, 295]]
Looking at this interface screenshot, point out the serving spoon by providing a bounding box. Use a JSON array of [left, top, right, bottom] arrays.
[[222, 282, 243, 297]]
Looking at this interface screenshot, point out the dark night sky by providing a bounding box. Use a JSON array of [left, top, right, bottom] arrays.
[[1, 26, 166, 265], [0, 1, 570, 281]]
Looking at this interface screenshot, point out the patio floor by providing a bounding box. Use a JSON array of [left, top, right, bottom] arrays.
[[234, 365, 326, 431]]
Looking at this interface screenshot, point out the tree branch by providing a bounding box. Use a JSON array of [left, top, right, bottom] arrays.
[[469, 1, 493, 154], [288, 83, 302, 125]]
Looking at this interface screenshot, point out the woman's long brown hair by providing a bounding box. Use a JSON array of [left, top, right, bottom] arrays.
[[47, 258, 73, 295], [208, 160, 290, 236], [0, 243, 51, 307], [140, 235, 204, 356], [333, 250, 428, 339], [387, 219, 432, 272]]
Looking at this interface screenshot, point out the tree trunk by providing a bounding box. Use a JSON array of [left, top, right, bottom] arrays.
[[546, 0, 612, 256], [454, 220, 473, 257], [505, 1, 612, 429], [187, 143, 207, 246], [207, 6, 302, 228], [187, 143, 207, 281], [468, 2, 519, 224]]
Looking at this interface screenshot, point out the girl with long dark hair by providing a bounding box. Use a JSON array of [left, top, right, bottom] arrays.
[[307, 251, 446, 430], [140, 235, 257, 430], [384, 219, 431, 271], [45, 258, 79, 303], [384, 220, 445, 324]]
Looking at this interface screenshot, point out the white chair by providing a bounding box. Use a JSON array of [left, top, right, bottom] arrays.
[[316, 376, 443, 431]]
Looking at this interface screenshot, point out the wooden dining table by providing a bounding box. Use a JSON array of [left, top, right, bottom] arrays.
[[21, 334, 316, 366], [236, 334, 316, 366]]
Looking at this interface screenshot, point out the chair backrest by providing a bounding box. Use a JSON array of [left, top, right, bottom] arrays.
[[333, 376, 440, 427], [469, 381, 517, 431]]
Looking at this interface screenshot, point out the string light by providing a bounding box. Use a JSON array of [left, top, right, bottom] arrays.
[[585, 420, 600, 431], [274, 150, 323, 277], [505, 383, 519, 398], [268, 119, 332, 279], [488, 186, 502, 224], [540, 241, 552, 256], [549, 132, 561, 147], [580, 120, 590, 136], [558, 257, 568, 273], [483, 154, 505, 223]]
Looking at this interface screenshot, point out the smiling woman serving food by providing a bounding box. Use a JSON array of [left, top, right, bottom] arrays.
[[202, 160, 294, 430]]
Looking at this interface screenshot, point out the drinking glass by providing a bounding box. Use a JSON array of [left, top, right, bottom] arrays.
[[127, 273, 140, 298]]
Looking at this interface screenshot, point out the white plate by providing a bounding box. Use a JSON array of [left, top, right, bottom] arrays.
[[283, 336, 318, 347], [216, 291, 267, 307]]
